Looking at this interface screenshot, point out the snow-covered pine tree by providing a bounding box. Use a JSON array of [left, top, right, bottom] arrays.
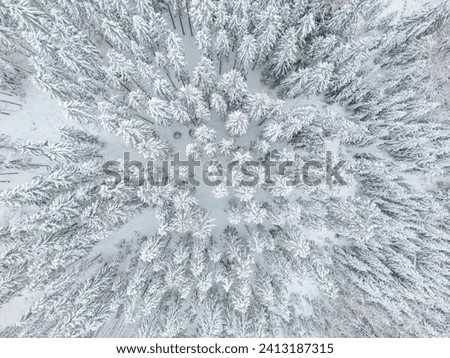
[[193, 56, 216, 106]]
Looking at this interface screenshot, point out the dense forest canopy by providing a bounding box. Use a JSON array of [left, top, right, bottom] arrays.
[[0, 0, 449, 337]]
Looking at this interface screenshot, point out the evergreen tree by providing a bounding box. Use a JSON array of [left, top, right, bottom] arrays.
[[190, 0, 215, 31], [236, 33, 256, 76], [226, 110, 249, 137], [263, 27, 299, 84], [214, 29, 230, 75], [193, 56, 216, 106]]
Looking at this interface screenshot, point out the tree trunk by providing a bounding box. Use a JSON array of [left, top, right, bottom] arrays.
[[165, 71, 177, 89], [219, 58, 222, 75], [178, 13, 185, 36], [0, 99, 21, 107], [168, 7, 177, 30], [134, 113, 154, 124], [185, 0, 194, 36], [119, 81, 131, 92], [252, 54, 260, 71], [131, 79, 149, 95], [0, 57, 33, 75], [258, 117, 267, 126]]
